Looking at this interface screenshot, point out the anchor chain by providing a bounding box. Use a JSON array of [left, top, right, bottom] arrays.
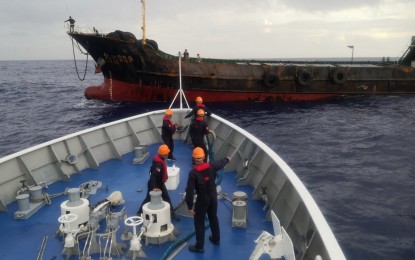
[[109, 71, 113, 100]]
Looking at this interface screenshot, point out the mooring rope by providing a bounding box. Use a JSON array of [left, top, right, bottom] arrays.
[[70, 36, 89, 81], [161, 217, 210, 260], [206, 130, 224, 185]]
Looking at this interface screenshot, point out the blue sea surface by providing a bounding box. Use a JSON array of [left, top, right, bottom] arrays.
[[0, 60, 414, 259]]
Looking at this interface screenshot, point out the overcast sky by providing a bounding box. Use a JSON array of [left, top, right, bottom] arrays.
[[0, 0, 414, 60]]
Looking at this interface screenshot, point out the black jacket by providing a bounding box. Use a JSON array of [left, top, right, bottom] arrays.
[[185, 158, 229, 209], [190, 117, 209, 146], [148, 155, 168, 190], [162, 116, 176, 139]]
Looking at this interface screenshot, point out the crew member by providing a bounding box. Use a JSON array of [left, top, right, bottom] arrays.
[[190, 109, 210, 162], [65, 16, 76, 32], [183, 49, 189, 60], [162, 109, 178, 161], [137, 144, 178, 220], [185, 96, 212, 119], [186, 147, 231, 253]]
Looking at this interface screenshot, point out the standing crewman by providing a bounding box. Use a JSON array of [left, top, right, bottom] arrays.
[[183, 49, 189, 61], [185, 96, 212, 120], [162, 109, 178, 161], [186, 147, 231, 253], [190, 109, 210, 163], [65, 16, 76, 32], [137, 144, 178, 220]]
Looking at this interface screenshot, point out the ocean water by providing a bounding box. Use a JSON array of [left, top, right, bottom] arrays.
[[0, 60, 414, 259]]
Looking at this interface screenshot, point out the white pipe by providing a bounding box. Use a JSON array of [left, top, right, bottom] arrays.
[[179, 52, 183, 109]]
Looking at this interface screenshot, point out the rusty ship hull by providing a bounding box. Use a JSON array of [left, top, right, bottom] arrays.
[[68, 31, 415, 103]]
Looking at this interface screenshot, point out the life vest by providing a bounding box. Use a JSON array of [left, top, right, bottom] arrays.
[[163, 116, 173, 128], [195, 162, 211, 185]]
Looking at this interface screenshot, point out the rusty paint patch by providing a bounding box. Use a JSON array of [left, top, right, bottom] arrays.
[[403, 67, 413, 73]]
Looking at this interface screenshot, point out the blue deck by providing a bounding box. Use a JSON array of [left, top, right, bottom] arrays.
[[0, 141, 273, 259]]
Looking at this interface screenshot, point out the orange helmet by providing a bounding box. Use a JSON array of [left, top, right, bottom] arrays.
[[158, 144, 170, 156], [165, 109, 173, 116], [196, 96, 203, 103], [192, 147, 205, 159], [197, 109, 205, 116]]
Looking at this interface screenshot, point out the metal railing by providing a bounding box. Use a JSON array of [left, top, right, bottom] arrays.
[[64, 24, 113, 36]]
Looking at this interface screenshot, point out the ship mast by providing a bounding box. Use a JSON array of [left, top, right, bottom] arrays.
[[169, 53, 190, 109], [141, 0, 146, 45]]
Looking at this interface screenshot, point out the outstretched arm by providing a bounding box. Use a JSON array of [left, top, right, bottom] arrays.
[[211, 157, 230, 171], [184, 107, 196, 118], [205, 107, 212, 117]]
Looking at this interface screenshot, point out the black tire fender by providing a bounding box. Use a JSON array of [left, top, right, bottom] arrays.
[[107, 30, 123, 40], [262, 72, 279, 88], [145, 39, 159, 51], [332, 69, 347, 84], [297, 70, 313, 86]]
